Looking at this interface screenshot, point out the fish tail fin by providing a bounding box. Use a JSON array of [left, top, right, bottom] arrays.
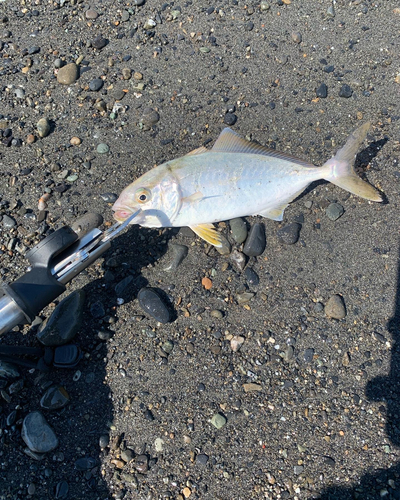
[[322, 122, 382, 202]]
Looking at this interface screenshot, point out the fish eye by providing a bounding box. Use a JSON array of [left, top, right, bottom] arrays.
[[135, 188, 151, 204]]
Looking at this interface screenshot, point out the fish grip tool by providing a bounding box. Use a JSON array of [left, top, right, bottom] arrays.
[[0, 209, 141, 336]]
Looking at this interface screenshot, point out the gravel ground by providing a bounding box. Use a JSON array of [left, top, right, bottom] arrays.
[[0, 0, 399, 499]]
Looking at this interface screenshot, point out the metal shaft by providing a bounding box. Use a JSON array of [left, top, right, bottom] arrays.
[[0, 295, 25, 336]]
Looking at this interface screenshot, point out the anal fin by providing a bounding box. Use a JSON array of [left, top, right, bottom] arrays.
[[257, 187, 307, 221], [190, 223, 223, 247]]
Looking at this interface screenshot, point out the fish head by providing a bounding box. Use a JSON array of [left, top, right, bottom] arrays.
[[112, 164, 182, 227]]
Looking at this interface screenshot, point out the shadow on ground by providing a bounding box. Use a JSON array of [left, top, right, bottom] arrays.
[[318, 240, 400, 499]]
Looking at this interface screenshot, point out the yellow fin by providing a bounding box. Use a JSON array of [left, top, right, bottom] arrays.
[[190, 223, 223, 247], [182, 191, 203, 203], [212, 128, 315, 168], [185, 146, 208, 156]]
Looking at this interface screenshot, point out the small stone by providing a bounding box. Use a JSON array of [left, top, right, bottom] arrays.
[[92, 35, 107, 50], [27, 483, 36, 495], [85, 9, 98, 20], [230, 335, 245, 352], [133, 71, 143, 80], [260, 0, 270, 11], [40, 385, 70, 410], [230, 249, 246, 271], [277, 223, 301, 244], [75, 457, 97, 470], [314, 302, 324, 313], [339, 84, 353, 98], [162, 340, 174, 354], [121, 448, 135, 462], [133, 0, 145, 4], [96, 143, 109, 154], [244, 267, 259, 286], [121, 10, 130, 22], [210, 309, 223, 319], [57, 63, 79, 85], [134, 454, 149, 473], [243, 223, 266, 256], [89, 78, 103, 91], [8, 379, 24, 394], [2, 215, 16, 228], [211, 413, 226, 429], [26, 134, 36, 144], [291, 32, 302, 43], [183, 487, 191, 498], [326, 4, 335, 17], [100, 192, 118, 203], [122, 68, 132, 80], [229, 218, 247, 244], [326, 203, 344, 221], [164, 243, 188, 271], [325, 294, 346, 319], [28, 46, 40, 55], [115, 276, 134, 297], [303, 348, 315, 363], [55, 481, 69, 499], [90, 300, 105, 318], [196, 453, 209, 465], [15, 88, 25, 98], [224, 113, 237, 126], [37, 290, 85, 346], [137, 287, 172, 323], [154, 438, 164, 452], [283, 345, 295, 362], [37, 118, 51, 138], [0, 361, 20, 379], [202, 277, 212, 290], [22, 412, 58, 453], [294, 465, 304, 475], [316, 83, 328, 98], [70, 136, 81, 145], [140, 107, 160, 128], [243, 383, 262, 392], [99, 434, 110, 449], [245, 21, 254, 31], [236, 292, 255, 305], [342, 351, 351, 367]]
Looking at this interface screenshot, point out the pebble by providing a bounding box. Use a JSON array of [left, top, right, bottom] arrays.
[[99, 434, 110, 449], [27, 483, 36, 495], [0, 361, 20, 379], [26, 134, 36, 144], [244, 267, 259, 286], [140, 107, 160, 127], [230, 249, 246, 271], [339, 84, 353, 98], [8, 378, 24, 394], [115, 275, 134, 297], [89, 78, 103, 91], [260, 0, 270, 10], [22, 411, 59, 453], [133, 71, 143, 80], [294, 465, 304, 475], [122, 68, 132, 80], [316, 83, 328, 98], [229, 218, 247, 244], [230, 335, 245, 352], [90, 300, 105, 318], [202, 277, 212, 290], [92, 35, 107, 50], [326, 4, 335, 17], [211, 413, 226, 429], [70, 136, 81, 145], [236, 292, 255, 305], [196, 453, 209, 465], [303, 348, 315, 363], [40, 385, 70, 410], [2, 214, 16, 228], [121, 448, 135, 462], [96, 143, 109, 154], [15, 88, 25, 98], [133, 0, 145, 5], [75, 457, 97, 470], [55, 481, 69, 499], [100, 192, 118, 203], [224, 113, 237, 126], [325, 294, 346, 319], [37, 290, 85, 346], [57, 62, 79, 85], [277, 223, 301, 244], [210, 309, 223, 319], [243, 383, 262, 392], [134, 454, 149, 473], [85, 9, 98, 20], [37, 118, 51, 138], [291, 32, 302, 43], [326, 202, 344, 221], [137, 287, 172, 323], [164, 243, 188, 271], [314, 302, 324, 313], [243, 223, 266, 256]]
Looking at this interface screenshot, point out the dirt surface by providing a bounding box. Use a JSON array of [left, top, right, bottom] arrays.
[[0, 0, 399, 499]]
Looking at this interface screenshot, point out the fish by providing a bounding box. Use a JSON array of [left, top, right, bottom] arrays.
[[112, 122, 382, 247]]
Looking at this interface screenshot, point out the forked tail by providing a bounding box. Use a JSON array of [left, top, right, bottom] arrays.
[[323, 122, 382, 202]]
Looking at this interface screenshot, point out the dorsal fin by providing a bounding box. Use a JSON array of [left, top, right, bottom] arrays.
[[185, 146, 208, 156], [212, 128, 315, 168]]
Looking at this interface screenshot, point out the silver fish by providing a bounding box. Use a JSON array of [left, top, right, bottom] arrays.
[[112, 123, 382, 247]]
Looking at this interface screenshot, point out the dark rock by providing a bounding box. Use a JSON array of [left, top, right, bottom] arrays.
[[89, 78, 104, 91], [316, 83, 328, 98], [37, 290, 85, 346], [326, 202, 344, 221], [115, 275, 134, 296], [277, 223, 301, 244], [243, 223, 266, 256], [224, 113, 237, 126], [22, 411, 59, 453], [55, 481, 69, 499], [92, 35, 107, 49], [40, 385, 70, 410], [75, 457, 97, 470], [163, 243, 188, 271], [339, 84, 353, 98], [90, 300, 105, 318], [137, 287, 172, 323], [196, 453, 209, 465], [303, 348, 315, 363], [244, 267, 259, 286]]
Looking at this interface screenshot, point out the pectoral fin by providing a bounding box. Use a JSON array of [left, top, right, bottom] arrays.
[[182, 191, 204, 203], [190, 223, 223, 247]]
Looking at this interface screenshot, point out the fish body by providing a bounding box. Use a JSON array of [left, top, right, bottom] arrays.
[[113, 123, 382, 247]]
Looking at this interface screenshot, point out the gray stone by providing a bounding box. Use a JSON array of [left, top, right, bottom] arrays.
[[96, 143, 109, 154], [0, 361, 20, 379], [229, 218, 247, 244], [37, 290, 85, 346], [92, 35, 107, 49], [37, 118, 51, 138], [22, 411, 59, 453], [55, 481, 69, 499], [196, 453, 209, 465], [211, 413, 226, 429], [339, 84, 353, 98], [115, 275, 134, 296], [230, 249, 246, 271], [89, 78, 103, 91], [164, 243, 188, 271], [75, 457, 97, 470], [326, 202, 344, 221], [325, 294, 346, 319], [243, 223, 266, 256], [137, 287, 172, 323], [277, 223, 301, 244], [57, 63, 79, 85], [140, 107, 160, 128], [303, 348, 315, 363], [316, 83, 328, 98], [90, 300, 105, 318], [100, 192, 118, 203], [2, 214, 16, 228], [40, 385, 70, 410]]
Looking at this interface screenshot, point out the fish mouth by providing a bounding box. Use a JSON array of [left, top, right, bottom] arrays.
[[113, 207, 142, 224]]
